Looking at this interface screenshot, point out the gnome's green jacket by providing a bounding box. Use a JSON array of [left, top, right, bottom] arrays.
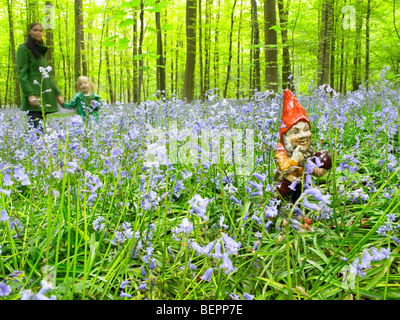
[[16, 43, 61, 113], [63, 92, 102, 122]]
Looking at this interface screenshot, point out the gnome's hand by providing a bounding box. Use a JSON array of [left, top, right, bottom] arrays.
[[292, 146, 304, 164]]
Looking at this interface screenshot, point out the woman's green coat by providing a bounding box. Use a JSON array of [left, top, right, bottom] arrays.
[[16, 43, 61, 113]]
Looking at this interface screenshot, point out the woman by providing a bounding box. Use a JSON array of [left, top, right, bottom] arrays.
[[16, 22, 64, 130]]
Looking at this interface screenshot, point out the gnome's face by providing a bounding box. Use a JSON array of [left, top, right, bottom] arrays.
[[282, 120, 314, 167], [285, 120, 312, 150]]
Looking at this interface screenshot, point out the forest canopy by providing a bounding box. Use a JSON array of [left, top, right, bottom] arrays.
[[1, 0, 400, 106]]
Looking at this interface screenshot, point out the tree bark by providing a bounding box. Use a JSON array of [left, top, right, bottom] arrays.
[[251, 0, 261, 92], [278, 0, 292, 90], [223, 0, 238, 98], [182, 0, 197, 102], [156, 2, 166, 96], [365, 0, 371, 89], [317, 0, 334, 87], [7, 0, 21, 107], [74, 0, 82, 79], [138, 0, 145, 103], [264, 0, 278, 92]]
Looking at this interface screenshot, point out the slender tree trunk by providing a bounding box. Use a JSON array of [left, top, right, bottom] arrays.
[[56, 0, 67, 97], [132, 9, 138, 102], [365, 0, 371, 89], [138, 0, 145, 103], [105, 24, 114, 103], [278, 0, 292, 90], [213, 0, 221, 91], [264, 0, 278, 92], [182, 0, 197, 102], [198, 0, 204, 98], [156, 2, 166, 96], [317, 0, 334, 87], [223, 0, 238, 98], [74, 0, 82, 79], [251, 0, 261, 92], [7, 0, 21, 107], [237, 3, 243, 99], [352, 0, 362, 91], [204, 0, 211, 96]]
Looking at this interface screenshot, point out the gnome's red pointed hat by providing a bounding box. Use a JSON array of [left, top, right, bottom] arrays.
[[279, 89, 310, 144]]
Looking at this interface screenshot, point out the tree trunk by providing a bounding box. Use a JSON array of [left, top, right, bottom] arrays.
[[317, 0, 334, 87], [7, 0, 21, 107], [213, 0, 221, 91], [251, 0, 261, 92], [223, 0, 238, 98], [105, 24, 114, 103], [198, 0, 204, 98], [352, 0, 362, 91], [278, 0, 292, 90], [74, 0, 82, 79], [237, 2, 243, 99], [132, 8, 138, 103], [56, 0, 67, 98], [182, 0, 197, 102], [264, 0, 278, 92], [365, 0, 371, 89], [156, 2, 166, 96], [204, 0, 211, 97], [138, 0, 145, 103]]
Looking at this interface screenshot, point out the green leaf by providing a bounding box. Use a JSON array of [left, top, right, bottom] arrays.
[[103, 36, 118, 47], [121, 0, 141, 8], [118, 37, 130, 48], [147, 26, 158, 33], [118, 18, 134, 28], [161, 24, 174, 31]]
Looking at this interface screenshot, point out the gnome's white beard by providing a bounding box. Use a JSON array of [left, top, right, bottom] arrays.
[[282, 134, 315, 168]]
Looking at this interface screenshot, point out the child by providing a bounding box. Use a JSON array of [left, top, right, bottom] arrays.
[[63, 76, 102, 122]]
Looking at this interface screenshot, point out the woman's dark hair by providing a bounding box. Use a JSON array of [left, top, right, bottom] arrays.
[[24, 22, 44, 59]]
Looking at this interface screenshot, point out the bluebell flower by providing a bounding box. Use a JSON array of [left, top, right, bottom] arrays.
[[219, 215, 229, 229], [178, 217, 193, 234], [0, 282, 12, 297], [360, 250, 372, 269], [288, 180, 298, 191], [212, 242, 222, 259], [200, 268, 213, 282], [221, 252, 237, 274], [303, 188, 331, 205], [138, 282, 147, 290], [253, 172, 266, 182], [243, 292, 254, 300], [93, 216, 105, 231], [120, 291, 132, 298], [229, 293, 240, 300], [302, 197, 320, 211], [120, 280, 131, 289], [0, 209, 9, 221], [265, 221, 272, 230], [221, 233, 241, 254], [191, 242, 204, 255], [203, 241, 215, 256], [20, 289, 34, 300]]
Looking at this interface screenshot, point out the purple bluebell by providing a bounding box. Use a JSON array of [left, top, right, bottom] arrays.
[[120, 280, 131, 289], [120, 292, 132, 298], [200, 268, 213, 282], [0, 209, 9, 221], [0, 282, 12, 297], [212, 242, 222, 259], [203, 241, 215, 256], [221, 252, 237, 274], [221, 233, 241, 254], [138, 282, 147, 290], [243, 292, 254, 300], [302, 197, 320, 211]]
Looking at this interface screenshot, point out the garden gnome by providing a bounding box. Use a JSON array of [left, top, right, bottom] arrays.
[[274, 89, 332, 224]]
